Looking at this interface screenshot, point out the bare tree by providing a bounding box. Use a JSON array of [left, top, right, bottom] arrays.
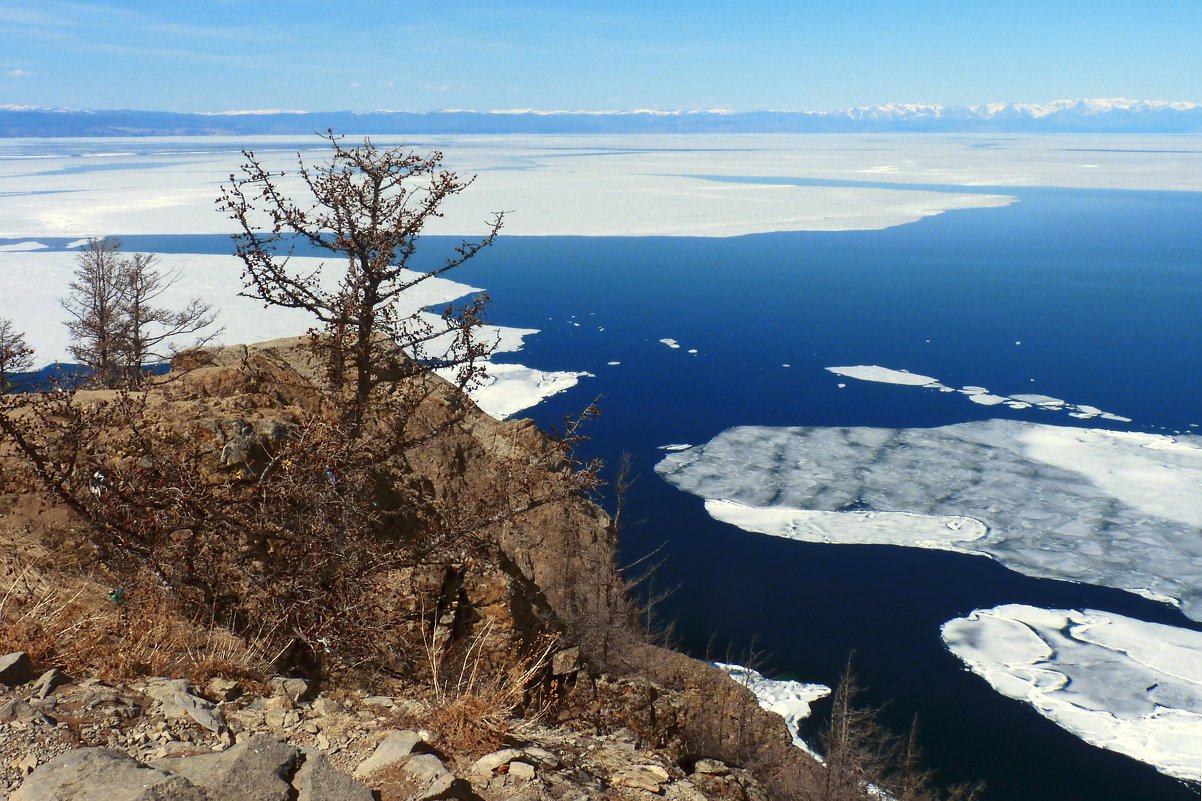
[[119, 251, 220, 382], [0, 317, 34, 391], [62, 237, 126, 386], [218, 131, 504, 425], [61, 238, 219, 387]]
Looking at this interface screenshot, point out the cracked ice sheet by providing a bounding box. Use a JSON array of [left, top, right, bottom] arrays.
[[4, 251, 586, 419], [715, 662, 829, 756], [942, 605, 1202, 782], [655, 420, 1202, 620]]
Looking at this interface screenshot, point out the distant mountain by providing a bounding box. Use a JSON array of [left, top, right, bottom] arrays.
[[1, 99, 1200, 136]]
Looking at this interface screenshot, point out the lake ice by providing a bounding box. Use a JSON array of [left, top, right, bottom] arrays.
[[943, 604, 1202, 783], [655, 420, 1202, 620]]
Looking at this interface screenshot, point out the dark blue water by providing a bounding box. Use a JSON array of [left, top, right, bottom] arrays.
[[8, 184, 1201, 800]]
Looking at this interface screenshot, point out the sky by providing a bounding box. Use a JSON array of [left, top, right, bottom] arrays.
[[1, 0, 1200, 113]]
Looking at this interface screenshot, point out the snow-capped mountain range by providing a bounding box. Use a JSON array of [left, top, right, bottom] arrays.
[[1, 99, 1199, 136]]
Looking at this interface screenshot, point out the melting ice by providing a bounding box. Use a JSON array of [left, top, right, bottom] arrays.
[[943, 605, 1202, 783], [655, 420, 1202, 620]]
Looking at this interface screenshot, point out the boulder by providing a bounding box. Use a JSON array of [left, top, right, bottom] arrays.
[[293, 748, 373, 801], [11, 748, 209, 801], [155, 733, 297, 800], [0, 651, 34, 685]]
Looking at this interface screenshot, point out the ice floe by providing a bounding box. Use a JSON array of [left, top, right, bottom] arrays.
[[447, 362, 592, 420], [942, 604, 1202, 782], [828, 364, 1131, 423], [0, 240, 47, 252], [715, 662, 830, 754], [656, 420, 1202, 620], [659, 338, 682, 349], [826, 365, 939, 386]]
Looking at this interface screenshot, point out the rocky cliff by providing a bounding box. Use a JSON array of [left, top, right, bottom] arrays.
[[0, 337, 819, 800]]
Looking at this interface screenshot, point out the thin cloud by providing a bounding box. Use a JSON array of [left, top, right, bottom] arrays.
[[5, 68, 33, 77]]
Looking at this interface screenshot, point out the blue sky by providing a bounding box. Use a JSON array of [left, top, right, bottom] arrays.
[[2, 0, 1200, 112]]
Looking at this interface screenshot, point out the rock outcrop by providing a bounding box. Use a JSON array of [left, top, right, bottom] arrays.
[[0, 337, 820, 800]]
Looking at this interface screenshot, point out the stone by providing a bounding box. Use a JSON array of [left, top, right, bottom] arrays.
[[522, 746, 559, 767], [613, 764, 670, 792], [0, 652, 34, 685], [293, 748, 373, 801], [551, 646, 580, 676], [309, 697, 346, 717], [205, 677, 241, 701], [693, 758, 729, 776], [156, 732, 298, 800], [403, 753, 451, 785], [30, 668, 69, 699], [269, 676, 315, 702], [508, 761, 536, 781], [470, 747, 521, 777], [12, 748, 209, 801], [352, 730, 424, 778]]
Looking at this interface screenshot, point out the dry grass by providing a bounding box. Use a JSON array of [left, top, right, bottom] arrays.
[[0, 558, 272, 682], [422, 617, 559, 753]]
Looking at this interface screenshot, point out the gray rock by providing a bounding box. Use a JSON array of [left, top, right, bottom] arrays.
[[157, 733, 298, 801], [293, 748, 373, 801], [205, 678, 241, 702], [404, 753, 451, 785], [522, 746, 559, 767], [31, 668, 69, 699], [470, 747, 521, 777], [0, 652, 34, 685], [352, 730, 424, 778], [12, 748, 209, 801], [269, 676, 315, 702], [613, 764, 670, 792], [551, 646, 580, 676], [145, 680, 224, 734], [508, 761, 536, 781]]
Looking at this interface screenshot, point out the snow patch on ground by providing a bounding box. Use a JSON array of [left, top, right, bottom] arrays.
[[942, 605, 1202, 783]]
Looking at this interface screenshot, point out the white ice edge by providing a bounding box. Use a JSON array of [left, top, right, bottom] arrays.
[[655, 420, 1202, 620], [714, 661, 830, 758], [828, 364, 1131, 423], [942, 604, 1202, 783], [705, 500, 989, 555], [5, 250, 587, 419]]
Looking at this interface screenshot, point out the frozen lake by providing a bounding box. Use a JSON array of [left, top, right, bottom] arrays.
[[3, 134, 1202, 800]]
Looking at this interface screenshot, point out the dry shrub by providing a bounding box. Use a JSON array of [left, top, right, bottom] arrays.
[[423, 618, 558, 753]]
